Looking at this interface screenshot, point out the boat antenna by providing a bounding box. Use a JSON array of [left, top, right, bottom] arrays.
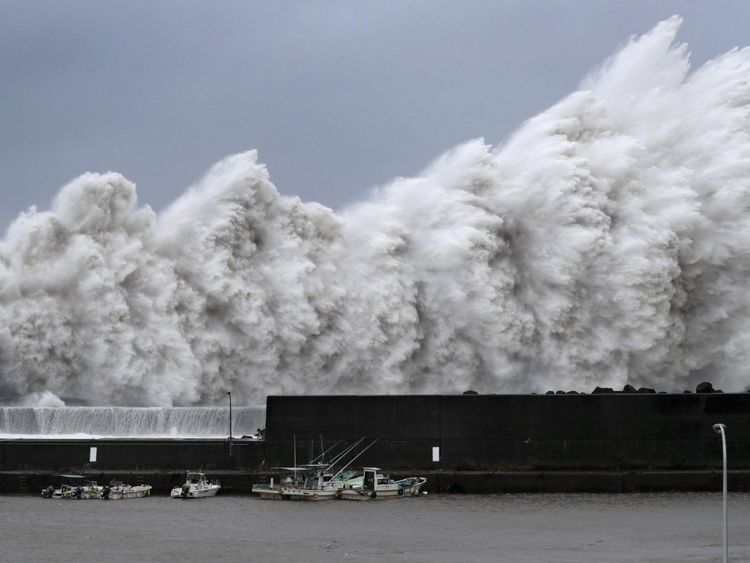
[[326, 438, 366, 471], [307, 439, 345, 466], [331, 438, 379, 480], [320, 434, 324, 464]]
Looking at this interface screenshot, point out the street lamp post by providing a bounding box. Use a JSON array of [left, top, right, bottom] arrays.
[[713, 423, 728, 563], [228, 392, 233, 457]]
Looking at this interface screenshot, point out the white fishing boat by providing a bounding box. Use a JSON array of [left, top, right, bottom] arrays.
[[251, 478, 284, 500], [251, 468, 303, 500], [102, 480, 152, 500], [253, 437, 373, 501], [253, 465, 354, 500], [170, 471, 220, 498], [41, 475, 103, 499], [281, 464, 358, 501], [339, 467, 426, 500]]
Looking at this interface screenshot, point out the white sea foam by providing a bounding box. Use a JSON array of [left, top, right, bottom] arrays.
[[2, 17, 749, 406], [0, 406, 265, 437]]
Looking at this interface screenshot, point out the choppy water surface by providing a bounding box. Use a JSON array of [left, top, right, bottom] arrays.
[[1, 493, 748, 562]]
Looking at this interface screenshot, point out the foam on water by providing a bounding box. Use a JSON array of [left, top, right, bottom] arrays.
[[2, 16, 750, 406]]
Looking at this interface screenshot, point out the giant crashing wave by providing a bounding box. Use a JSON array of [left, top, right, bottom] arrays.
[[1, 16, 749, 407]]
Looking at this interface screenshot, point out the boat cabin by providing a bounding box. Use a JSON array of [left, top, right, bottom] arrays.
[[186, 472, 207, 483], [362, 467, 389, 491]]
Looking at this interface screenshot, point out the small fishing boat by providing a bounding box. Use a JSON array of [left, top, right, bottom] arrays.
[[102, 480, 152, 500], [251, 478, 284, 500], [41, 475, 103, 499], [280, 464, 358, 501], [251, 468, 302, 500], [170, 471, 220, 499], [253, 437, 375, 501], [339, 467, 426, 500], [252, 465, 354, 500]]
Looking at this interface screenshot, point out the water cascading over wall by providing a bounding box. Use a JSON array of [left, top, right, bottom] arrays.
[[2, 16, 750, 407], [0, 407, 265, 438]]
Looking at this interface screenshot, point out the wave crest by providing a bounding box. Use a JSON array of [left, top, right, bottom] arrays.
[[2, 17, 749, 405]]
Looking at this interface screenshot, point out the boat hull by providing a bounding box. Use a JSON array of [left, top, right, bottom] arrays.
[[251, 485, 283, 499], [50, 486, 103, 499], [340, 477, 426, 500], [108, 485, 152, 500], [170, 485, 220, 498], [339, 488, 407, 500], [281, 487, 340, 501]]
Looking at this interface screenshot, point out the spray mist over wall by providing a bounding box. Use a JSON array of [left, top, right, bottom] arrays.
[[1, 17, 749, 406]]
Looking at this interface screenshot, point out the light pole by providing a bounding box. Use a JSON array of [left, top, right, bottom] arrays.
[[713, 423, 728, 563], [228, 392, 233, 457]]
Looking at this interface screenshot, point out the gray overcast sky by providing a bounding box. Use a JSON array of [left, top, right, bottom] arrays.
[[1, 1, 748, 231]]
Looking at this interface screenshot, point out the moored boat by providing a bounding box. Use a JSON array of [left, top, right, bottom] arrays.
[[251, 470, 297, 500], [41, 475, 103, 499], [102, 480, 152, 500], [339, 467, 426, 500], [253, 437, 374, 501], [251, 480, 284, 500], [280, 464, 358, 501], [170, 471, 220, 498], [252, 465, 354, 500]]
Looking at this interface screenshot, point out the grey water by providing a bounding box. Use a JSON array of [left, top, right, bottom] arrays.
[[1, 493, 748, 562]]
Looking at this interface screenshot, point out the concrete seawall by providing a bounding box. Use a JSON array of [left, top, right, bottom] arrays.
[[264, 393, 750, 470], [0, 438, 264, 471], [1, 393, 749, 493]]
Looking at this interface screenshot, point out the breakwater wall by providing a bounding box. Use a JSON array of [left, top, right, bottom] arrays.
[[264, 393, 750, 470], [0, 438, 264, 471], [1, 393, 749, 493]]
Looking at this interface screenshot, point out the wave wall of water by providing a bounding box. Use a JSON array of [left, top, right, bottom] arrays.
[[2, 17, 750, 406]]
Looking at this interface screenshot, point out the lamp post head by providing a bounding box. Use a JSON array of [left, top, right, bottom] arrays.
[[713, 423, 725, 434]]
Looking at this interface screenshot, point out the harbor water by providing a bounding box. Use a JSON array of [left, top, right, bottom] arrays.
[[1, 492, 748, 562]]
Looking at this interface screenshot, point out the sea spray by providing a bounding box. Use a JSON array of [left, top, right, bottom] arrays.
[[2, 16, 749, 406], [0, 406, 265, 437]]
